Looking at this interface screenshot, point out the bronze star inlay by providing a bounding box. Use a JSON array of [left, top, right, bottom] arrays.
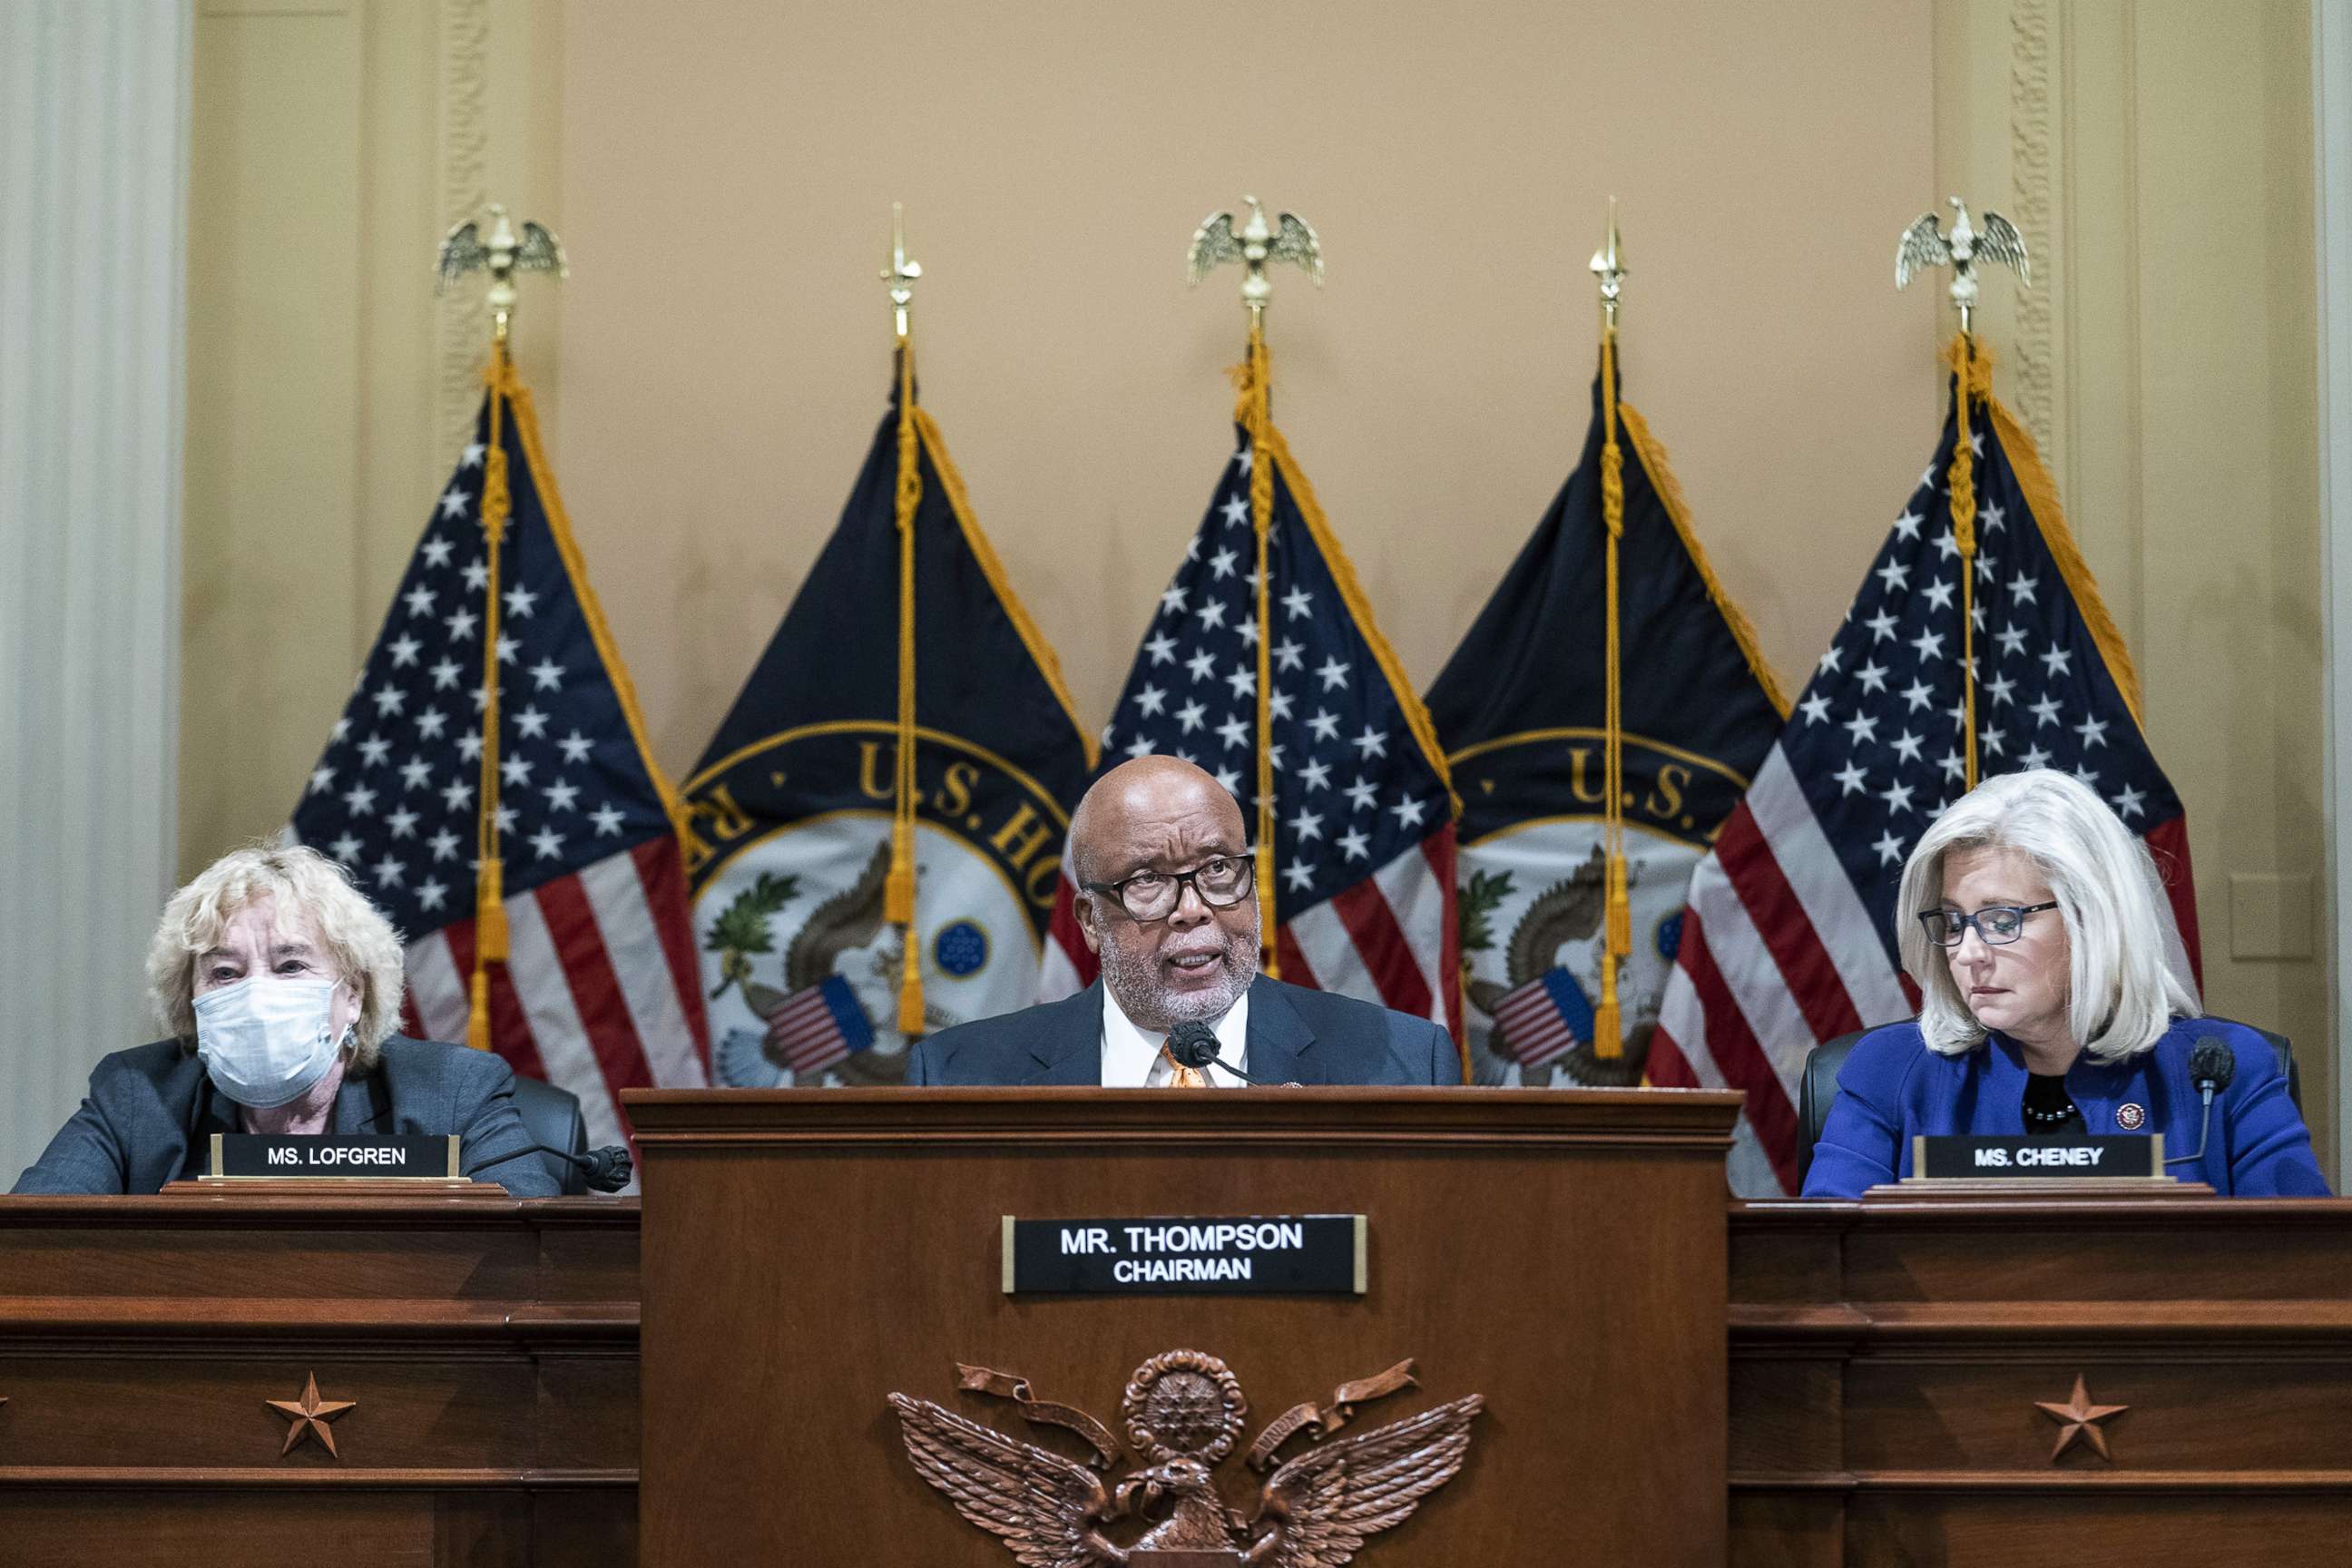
[[2035, 1373, 2127, 1460], [267, 1372, 357, 1457]]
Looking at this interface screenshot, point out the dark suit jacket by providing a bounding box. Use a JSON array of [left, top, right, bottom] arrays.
[[906, 975, 1458, 1087], [11, 1035, 561, 1196]]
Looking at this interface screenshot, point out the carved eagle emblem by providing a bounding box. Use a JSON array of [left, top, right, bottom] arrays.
[[889, 1350, 1482, 1566]]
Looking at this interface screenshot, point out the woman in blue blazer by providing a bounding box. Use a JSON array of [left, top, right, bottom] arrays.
[[1803, 769, 2328, 1199]]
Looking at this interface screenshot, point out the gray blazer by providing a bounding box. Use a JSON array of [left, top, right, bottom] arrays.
[[12, 1034, 561, 1196], [906, 975, 1458, 1087]]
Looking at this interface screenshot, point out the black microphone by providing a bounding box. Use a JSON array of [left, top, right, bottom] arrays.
[[2162, 1035, 2236, 1168], [520, 1142, 633, 1193], [1165, 1021, 1291, 1087]]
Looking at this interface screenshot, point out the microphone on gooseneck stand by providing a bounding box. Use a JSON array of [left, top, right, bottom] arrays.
[[519, 1142, 634, 1193], [1165, 1021, 1291, 1087], [2161, 1036, 2236, 1168]]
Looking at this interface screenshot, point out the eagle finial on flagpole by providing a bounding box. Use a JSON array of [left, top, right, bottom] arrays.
[[1188, 194, 1323, 323], [881, 201, 921, 343], [1896, 196, 2028, 338], [436, 201, 566, 349]]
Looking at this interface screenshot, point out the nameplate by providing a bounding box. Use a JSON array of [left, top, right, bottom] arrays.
[[1911, 1133, 2164, 1180], [1002, 1215, 1365, 1296], [207, 1132, 461, 1181]]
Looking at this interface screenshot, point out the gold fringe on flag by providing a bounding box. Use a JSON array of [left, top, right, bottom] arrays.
[[466, 349, 514, 1054], [888, 341, 926, 1035], [1239, 324, 1280, 976]]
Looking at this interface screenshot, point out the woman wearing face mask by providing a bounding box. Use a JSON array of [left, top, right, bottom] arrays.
[[13, 844, 558, 1195], [1802, 769, 2328, 1199]]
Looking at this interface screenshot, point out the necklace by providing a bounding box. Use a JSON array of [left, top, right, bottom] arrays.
[[2022, 1071, 2082, 1132]]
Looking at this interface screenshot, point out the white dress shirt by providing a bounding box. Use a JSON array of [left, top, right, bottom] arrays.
[[1100, 985, 1251, 1087]]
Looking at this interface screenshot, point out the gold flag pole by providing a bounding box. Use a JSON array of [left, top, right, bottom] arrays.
[[1188, 196, 1323, 977], [1896, 198, 2029, 794], [882, 203, 928, 1035], [435, 203, 565, 1052], [1588, 201, 1633, 1062]]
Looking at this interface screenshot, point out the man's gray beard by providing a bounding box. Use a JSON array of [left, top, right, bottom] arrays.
[[1101, 927, 1259, 1033]]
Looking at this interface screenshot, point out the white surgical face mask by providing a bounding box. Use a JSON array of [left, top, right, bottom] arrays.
[[192, 975, 348, 1109]]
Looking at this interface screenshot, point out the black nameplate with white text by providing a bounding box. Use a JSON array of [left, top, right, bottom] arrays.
[[1004, 1215, 1365, 1296], [209, 1133, 461, 1181], [1913, 1133, 2163, 1180]]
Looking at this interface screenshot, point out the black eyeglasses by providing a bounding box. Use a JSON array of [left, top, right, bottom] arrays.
[[1917, 902, 2060, 948], [1083, 854, 1256, 923]]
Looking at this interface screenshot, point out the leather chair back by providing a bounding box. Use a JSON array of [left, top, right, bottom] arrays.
[[1795, 1022, 2300, 1188], [507, 1073, 589, 1196]]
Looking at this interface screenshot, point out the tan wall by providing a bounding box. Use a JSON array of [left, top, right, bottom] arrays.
[[183, 0, 563, 877], [553, 0, 1939, 773], [182, 0, 2334, 1174]]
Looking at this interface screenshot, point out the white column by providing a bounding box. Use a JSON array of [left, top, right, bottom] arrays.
[[2322, 0, 2352, 1181], [0, 1, 191, 1184]]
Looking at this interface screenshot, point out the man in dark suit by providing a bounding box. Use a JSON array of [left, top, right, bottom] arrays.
[[907, 756, 1456, 1087], [13, 1035, 559, 1195]]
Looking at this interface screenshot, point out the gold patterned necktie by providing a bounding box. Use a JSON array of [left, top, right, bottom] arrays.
[[1157, 1044, 1209, 1088]]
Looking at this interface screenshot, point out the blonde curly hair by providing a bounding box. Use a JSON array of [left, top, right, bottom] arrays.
[[146, 843, 407, 1069]]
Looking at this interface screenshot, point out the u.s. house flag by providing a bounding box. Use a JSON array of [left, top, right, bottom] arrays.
[[1427, 354, 1786, 1088], [1644, 339, 2199, 1194], [685, 356, 1095, 1085], [290, 361, 711, 1150]]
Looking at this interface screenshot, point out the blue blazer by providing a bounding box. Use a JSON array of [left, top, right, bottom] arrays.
[[12, 1035, 561, 1197], [1802, 1016, 2330, 1199], [906, 975, 1458, 1087]]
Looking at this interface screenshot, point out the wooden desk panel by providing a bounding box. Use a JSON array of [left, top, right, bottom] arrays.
[[1730, 1196, 2352, 1565], [0, 1193, 638, 1568], [630, 1086, 1744, 1568]]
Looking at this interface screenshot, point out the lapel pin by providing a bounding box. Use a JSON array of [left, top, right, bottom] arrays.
[[2115, 1102, 2146, 1132]]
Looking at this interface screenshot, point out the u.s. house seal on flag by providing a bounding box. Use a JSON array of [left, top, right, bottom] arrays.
[[690, 731, 1075, 1085]]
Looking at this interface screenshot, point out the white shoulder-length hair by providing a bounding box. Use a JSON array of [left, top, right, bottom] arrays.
[[1896, 769, 2199, 1062], [146, 843, 407, 1068]]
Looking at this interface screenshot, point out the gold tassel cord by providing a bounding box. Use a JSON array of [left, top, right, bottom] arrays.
[[1242, 323, 1279, 976], [1593, 329, 1631, 1061], [466, 352, 514, 1054], [1945, 333, 1981, 792], [888, 341, 927, 1035]]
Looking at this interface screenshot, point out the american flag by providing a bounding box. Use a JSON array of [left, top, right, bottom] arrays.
[[289, 368, 710, 1149], [1039, 417, 1462, 1046], [762, 975, 874, 1073], [1644, 348, 2200, 1195], [1491, 968, 1593, 1071]]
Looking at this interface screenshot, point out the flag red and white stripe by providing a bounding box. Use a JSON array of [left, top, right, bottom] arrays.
[[399, 838, 709, 1152]]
